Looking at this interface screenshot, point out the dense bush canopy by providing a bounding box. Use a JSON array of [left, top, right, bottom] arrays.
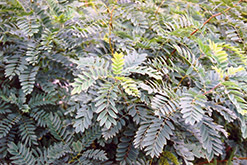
[[1, 0, 247, 164]]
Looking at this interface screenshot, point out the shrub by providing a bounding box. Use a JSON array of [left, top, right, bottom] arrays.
[[1, 0, 247, 164]]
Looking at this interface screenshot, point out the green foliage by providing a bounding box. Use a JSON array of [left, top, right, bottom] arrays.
[[7, 142, 36, 165], [159, 151, 179, 165], [94, 82, 119, 129], [71, 57, 110, 94], [1, 0, 247, 164], [112, 52, 124, 75], [180, 89, 206, 125], [134, 116, 175, 158], [46, 113, 73, 144]]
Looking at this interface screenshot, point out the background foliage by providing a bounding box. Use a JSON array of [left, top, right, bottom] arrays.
[[1, 0, 247, 164]]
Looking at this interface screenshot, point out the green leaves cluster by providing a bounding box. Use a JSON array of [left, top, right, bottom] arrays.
[[112, 52, 124, 75], [1, 0, 247, 164]]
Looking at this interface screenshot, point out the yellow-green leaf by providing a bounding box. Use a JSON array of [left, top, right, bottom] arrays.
[[112, 52, 125, 75]]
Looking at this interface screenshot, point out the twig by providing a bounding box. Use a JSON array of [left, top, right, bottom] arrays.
[[190, 0, 243, 36], [117, 82, 129, 106], [169, 0, 243, 58], [171, 0, 243, 90], [108, 6, 116, 55], [84, 0, 88, 7], [202, 83, 221, 95], [175, 75, 187, 92], [155, 0, 165, 16]]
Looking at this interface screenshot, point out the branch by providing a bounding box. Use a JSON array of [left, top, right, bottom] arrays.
[[169, 0, 243, 57], [108, 6, 116, 55], [202, 83, 222, 95], [190, 0, 244, 36], [155, 0, 165, 16]]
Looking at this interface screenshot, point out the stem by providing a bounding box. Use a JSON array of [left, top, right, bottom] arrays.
[[169, 0, 243, 59], [108, 6, 116, 55], [202, 83, 222, 95], [175, 75, 187, 92], [190, 0, 243, 36], [149, 158, 153, 165], [68, 152, 81, 164], [117, 84, 129, 106], [155, 0, 165, 16], [228, 148, 236, 165]]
